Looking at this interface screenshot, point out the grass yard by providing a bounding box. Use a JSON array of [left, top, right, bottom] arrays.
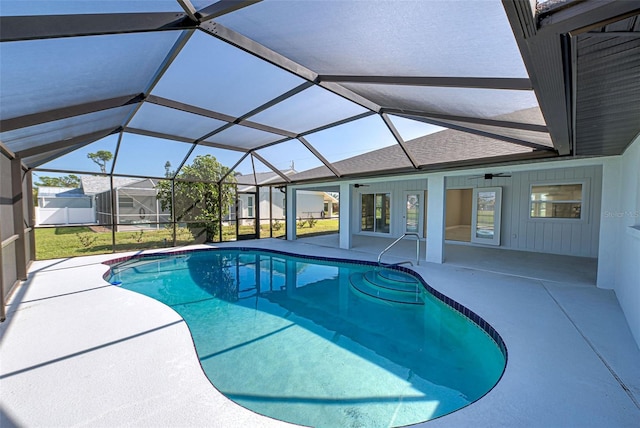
[[296, 218, 339, 237], [35, 218, 339, 260], [35, 227, 193, 260]]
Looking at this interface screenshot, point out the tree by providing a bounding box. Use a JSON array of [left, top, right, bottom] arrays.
[[157, 155, 236, 242], [87, 150, 113, 173], [34, 174, 81, 188]]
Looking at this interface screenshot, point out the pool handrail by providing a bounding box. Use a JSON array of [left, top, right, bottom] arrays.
[[377, 232, 421, 267]]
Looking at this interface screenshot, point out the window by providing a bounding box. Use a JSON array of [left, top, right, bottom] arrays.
[[361, 193, 390, 233], [120, 196, 134, 208], [530, 183, 582, 219], [247, 195, 254, 217]]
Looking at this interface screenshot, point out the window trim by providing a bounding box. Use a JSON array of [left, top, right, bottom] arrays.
[[529, 180, 587, 222]]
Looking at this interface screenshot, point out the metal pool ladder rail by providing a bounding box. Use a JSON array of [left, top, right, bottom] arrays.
[[377, 232, 421, 266]]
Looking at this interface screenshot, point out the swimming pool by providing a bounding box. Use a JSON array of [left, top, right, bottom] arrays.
[[105, 248, 506, 427]]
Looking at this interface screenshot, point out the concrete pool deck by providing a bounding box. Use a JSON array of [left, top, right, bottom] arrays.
[[1, 238, 639, 427]]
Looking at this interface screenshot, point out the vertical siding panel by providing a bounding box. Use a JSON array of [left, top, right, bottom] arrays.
[[570, 222, 580, 255], [581, 220, 591, 257], [561, 223, 572, 253], [436, 165, 601, 257], [543, 222, 554, 252], [523, 172, 533, 250], [525, 222, 534, 249], [563, 167, 573, 180], [581, 172, 592, 257], [509, 174, 520, 250], [499, 176, 510, 248], [520, 172, 530, 249], [552, 223, 563, 253], [534, 222, 544, 250]]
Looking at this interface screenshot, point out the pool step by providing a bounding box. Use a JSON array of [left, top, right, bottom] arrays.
[[349, 270, 423, 305], [364, 269, 419, 291]]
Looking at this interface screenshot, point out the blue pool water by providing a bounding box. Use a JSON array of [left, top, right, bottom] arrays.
[[106, 249, 506, 427]]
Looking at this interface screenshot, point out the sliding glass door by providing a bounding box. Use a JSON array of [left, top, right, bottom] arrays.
[[361, 193, 390, 233]]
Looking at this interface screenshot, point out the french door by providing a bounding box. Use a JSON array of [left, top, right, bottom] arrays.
[[403, 191, 423, 236], [471, 187, 502, 246]]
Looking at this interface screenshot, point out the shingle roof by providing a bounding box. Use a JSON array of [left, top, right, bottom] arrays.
[[235, 169, 295, 186], [291, 128, 533, 181], [80, 176, 143, 195]]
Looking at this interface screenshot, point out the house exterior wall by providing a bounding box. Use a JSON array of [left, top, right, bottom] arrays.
[[296, 191, 325, 219], [258, 188, 285, 221], [446, 165, 603, 258], [599, 135, 640, 347], [238, 188, 323, 223], [344, 165, 602, 258], [351, 179, 428, 237], [236, 189, 285, 224]]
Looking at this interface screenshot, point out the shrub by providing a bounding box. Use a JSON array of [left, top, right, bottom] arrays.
[[130, 230, 144, 243], [76, 233, 98, 248], [272, 218, 283, 230]]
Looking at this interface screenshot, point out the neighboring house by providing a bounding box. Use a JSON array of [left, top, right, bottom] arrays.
[[35, 186, 95, 226], [81, 176, 170, 231], [234, 169, 337, 225]]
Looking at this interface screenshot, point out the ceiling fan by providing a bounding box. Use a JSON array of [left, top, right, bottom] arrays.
[[468, 173, 512, 180]]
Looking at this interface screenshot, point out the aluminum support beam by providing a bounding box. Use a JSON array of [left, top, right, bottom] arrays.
[[0, 13, 196, 42], [1, 94, 144, 133], [251, 152, 292, 183], [297, 137, 341, 178], [381, 113, 420, 169], [197, 1, 262, 23], [394, 114, 555, 152], [15, 128, 120, 158], [383, 108, 549, 133], [319, 75, 533, 90]]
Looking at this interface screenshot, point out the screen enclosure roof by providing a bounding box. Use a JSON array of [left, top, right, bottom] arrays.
[[1, 0, 639, 185]]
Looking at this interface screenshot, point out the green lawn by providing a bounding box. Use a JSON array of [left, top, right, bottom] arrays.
[[296, 218, 339, 237], [35, 227, 193, 260], [35, 219, 339, 260]]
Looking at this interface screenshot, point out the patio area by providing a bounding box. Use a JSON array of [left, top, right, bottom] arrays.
[[1, 238, 638, 427]]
